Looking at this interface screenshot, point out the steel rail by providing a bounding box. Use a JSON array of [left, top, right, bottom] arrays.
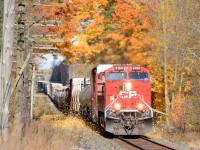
[[140, 136, 176, 150], [117, 137, 146, 150], [117, 136, 176, 150]]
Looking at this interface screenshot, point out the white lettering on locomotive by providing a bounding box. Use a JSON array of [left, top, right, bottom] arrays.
[[119, 91, 137, 98]]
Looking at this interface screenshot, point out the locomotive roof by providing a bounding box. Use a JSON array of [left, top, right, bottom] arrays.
[[96, 64, 113, 73], [95, 64, 145, 73]]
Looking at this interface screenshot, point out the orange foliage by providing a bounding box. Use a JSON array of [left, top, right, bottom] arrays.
[[172, 94, 186, 129], [41, 0, 151, 64], [82, 0, 152, 64]]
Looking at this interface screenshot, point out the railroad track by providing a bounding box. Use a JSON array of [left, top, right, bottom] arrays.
[[114, 136, 176, 150]]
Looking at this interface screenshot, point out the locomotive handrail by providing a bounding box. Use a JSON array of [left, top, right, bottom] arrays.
[[137, 94, 153, 110], [152, 109, 167, 116], [104, 93, 155, 118], [104, 94, 121, 118], [137, 94, 167, 116], [105, 94, 153, 112], [137, 94, 154, 117], [105, 94, 120, 111]]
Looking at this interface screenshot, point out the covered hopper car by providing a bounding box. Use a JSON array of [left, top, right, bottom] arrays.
[[69, 78, 90, 111]]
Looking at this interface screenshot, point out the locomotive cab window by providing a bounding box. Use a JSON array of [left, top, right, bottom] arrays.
[[129, 72, 148, 80], [107, 72, 127, 80]]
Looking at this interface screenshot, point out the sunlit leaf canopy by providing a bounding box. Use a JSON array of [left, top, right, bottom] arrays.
[[44, 0, 152, 65]]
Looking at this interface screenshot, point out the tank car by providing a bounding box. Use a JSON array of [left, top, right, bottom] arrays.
[[80, 64, 153, 135], [79, 84, 91, 117]]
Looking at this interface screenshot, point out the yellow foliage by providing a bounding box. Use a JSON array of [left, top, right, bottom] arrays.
[[106, 33, 123, 41], [172, 94, 186, 127], [46, 0, 151, 64]]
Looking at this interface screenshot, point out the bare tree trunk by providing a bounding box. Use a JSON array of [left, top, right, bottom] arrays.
[[171, 53, 177, 101], [30, 64, 35, 120], [179, 70, 184, 93], [0, 0, 16, 141], [161, 0, 171, 128], [14, 0, 26, 128]]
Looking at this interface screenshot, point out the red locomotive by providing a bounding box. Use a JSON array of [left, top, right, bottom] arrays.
[[80, 64, 153, 135]]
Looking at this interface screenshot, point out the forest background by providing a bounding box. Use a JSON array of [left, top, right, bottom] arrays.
[[0, 0, 199, 149], [44, 0, 200, 133]]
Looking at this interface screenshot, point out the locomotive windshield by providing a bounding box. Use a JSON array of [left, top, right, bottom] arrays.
[[129, 72, 148, 80], [107, 72, 127, 80]]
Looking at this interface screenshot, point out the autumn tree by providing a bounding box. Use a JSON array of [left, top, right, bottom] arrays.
[[45, 0, 151, 65], [99, 0, 151, 65], [75, 0, 152, 65], [41, 0, 103, 62], [149, 0, 200, 131], [43, 0, 200, 133]]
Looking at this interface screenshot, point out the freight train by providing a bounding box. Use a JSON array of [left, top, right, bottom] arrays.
[[37, 81, 70, 110], [38, 64, 153, 135]]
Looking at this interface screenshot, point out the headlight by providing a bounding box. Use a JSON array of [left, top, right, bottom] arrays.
[[114, 103, 121, 110], [138, 103, 144, 110], [126, 82, 132, 91]]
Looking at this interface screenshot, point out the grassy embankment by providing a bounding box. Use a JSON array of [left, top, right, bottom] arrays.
[[148, 123, 200, 149], [0, 95, 97, 150]]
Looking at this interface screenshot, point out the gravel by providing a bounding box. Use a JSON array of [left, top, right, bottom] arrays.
[[149, 137, 199, 150], [71, 134, 199, 150], [71, 131, 124, 150]]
